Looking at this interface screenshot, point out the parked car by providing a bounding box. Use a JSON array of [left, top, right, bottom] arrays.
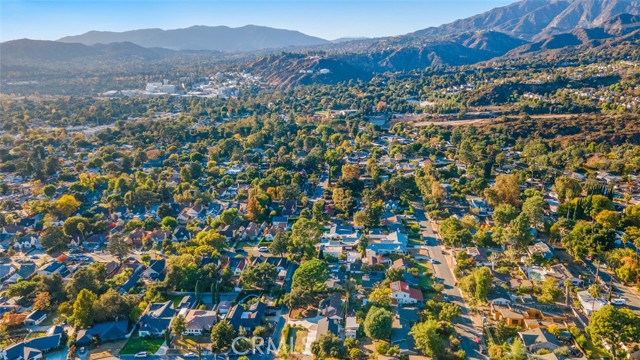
[[184, 352, 197, 357], [258, 246, 269, 252], [611, 298, 627, 305], [135, 352, 148, 358]]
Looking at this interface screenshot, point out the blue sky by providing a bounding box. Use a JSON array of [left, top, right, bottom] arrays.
[[1, 0, 514, 42]]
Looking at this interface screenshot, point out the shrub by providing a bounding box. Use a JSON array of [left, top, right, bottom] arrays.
[[375, 341, 390, 355]]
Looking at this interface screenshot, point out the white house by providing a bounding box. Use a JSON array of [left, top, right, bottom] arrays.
[[390, 281, 423, 304], [345, 316, 358, 339]]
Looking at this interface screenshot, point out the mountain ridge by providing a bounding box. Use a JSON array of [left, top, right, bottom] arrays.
[[410, 0, 640, 41], [57, 24, 330, 52]]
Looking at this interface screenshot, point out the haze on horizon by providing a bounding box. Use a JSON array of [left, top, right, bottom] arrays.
[[1, 0, 513, 42]]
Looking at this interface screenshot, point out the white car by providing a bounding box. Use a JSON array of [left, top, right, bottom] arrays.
[[258, 246, 269, 252], [184, 352, 197, 357], [611, 298, 627, 306], [134, 352, 148, 358]]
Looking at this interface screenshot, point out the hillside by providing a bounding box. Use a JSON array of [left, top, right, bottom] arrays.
[[57, 25, 329, 52], [0, 39, 181, 68], [411, 0, 640, 41]]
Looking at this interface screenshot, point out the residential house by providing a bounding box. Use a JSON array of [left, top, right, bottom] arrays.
[[401, 272, 420, 288], [391, 312, 417, 354], [178, 308, 217, 335], [177, 204, 204, 224], [281, 200, 297, 216], [3, 332, 62, 360], [36, 261, 70, 278], [173, 227, 192, 242], [492, 303, 568, 327], [519, 328, 563, 353], [576, 290, 606, 315], [142, 259, 166, 281], [138, 301, 176, 337], [24, 310, 47, 326], [0, 264, 16, 282], [319, 293, 343, 321], [345, 316, 358, 339], [528, 242, 554, 260], [241, 222, 261, 241], [315, 317, 339, 342], [488, 286, 512, 306], [390, 281, 423, 304], [361, 271, 385, 289], [119, 272, 141, 294], [466, 247, 494, 268], [230, 257, 248, 277], [177, 295, 198, 310], [366, 231, 408, 256], [391, 258, 411, 270], [75, 320, 129, 347], [272, 216, 288, 228], [226, 301, 266, 333]]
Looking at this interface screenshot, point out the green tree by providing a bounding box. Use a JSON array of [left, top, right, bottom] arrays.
[[171, 315, 187, 339], [538, 278, 563, 304], [484, 174, 520, 207], [161, 216, 178, 229], [410, 319, 444, 358], [284, 286, 314, 310], [493, 204, 518, 226], [364, 306, 393, 340], [62, 216, 90, 240], [588, 305, 640, 360], [240, 262, 277, 289], [553, 176, 582, 202], [368, 286, 392, 308], [460, 266, 493, 303], [292, 259, 328, 291], [210, 320, 236, 352], [507, 213, 532, 249], [269, 229, 289, 255], [107, 235, 130, 262], [73, 289, 97, 328], [439, 217, 471, 247], [41, 225, 68, 252], [289, 218, 323, 259], [595, 210, 621, 230], [43, 184, 56, 197], [510, 337, 527, 360], [311, 333, 347, 360], [522, 195, 546, 230]]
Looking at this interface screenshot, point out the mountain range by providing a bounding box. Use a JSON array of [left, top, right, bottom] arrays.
[[412, 0, 640, 41], [57, 25, 329, 52], [2, 0, 640, 86]]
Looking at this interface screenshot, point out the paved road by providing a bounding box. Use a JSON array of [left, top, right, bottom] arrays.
[[583, 259, 640, 315], [413, 203, 484, 360]]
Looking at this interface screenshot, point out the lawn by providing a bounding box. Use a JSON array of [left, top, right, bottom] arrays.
[[164, 294, 185, 307], [40, 309, 58, 326], [119, 333, 165, 355], [288, 327, 308, 353], [174, 335, 212, 351]]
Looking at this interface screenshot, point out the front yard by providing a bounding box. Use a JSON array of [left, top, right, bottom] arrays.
[[287, 327, 308, 354], [173, 335, 213, 351], [119, 333, 165, 355]]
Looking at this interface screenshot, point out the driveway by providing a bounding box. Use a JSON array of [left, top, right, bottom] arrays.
[[288, 315, 323, 356]]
